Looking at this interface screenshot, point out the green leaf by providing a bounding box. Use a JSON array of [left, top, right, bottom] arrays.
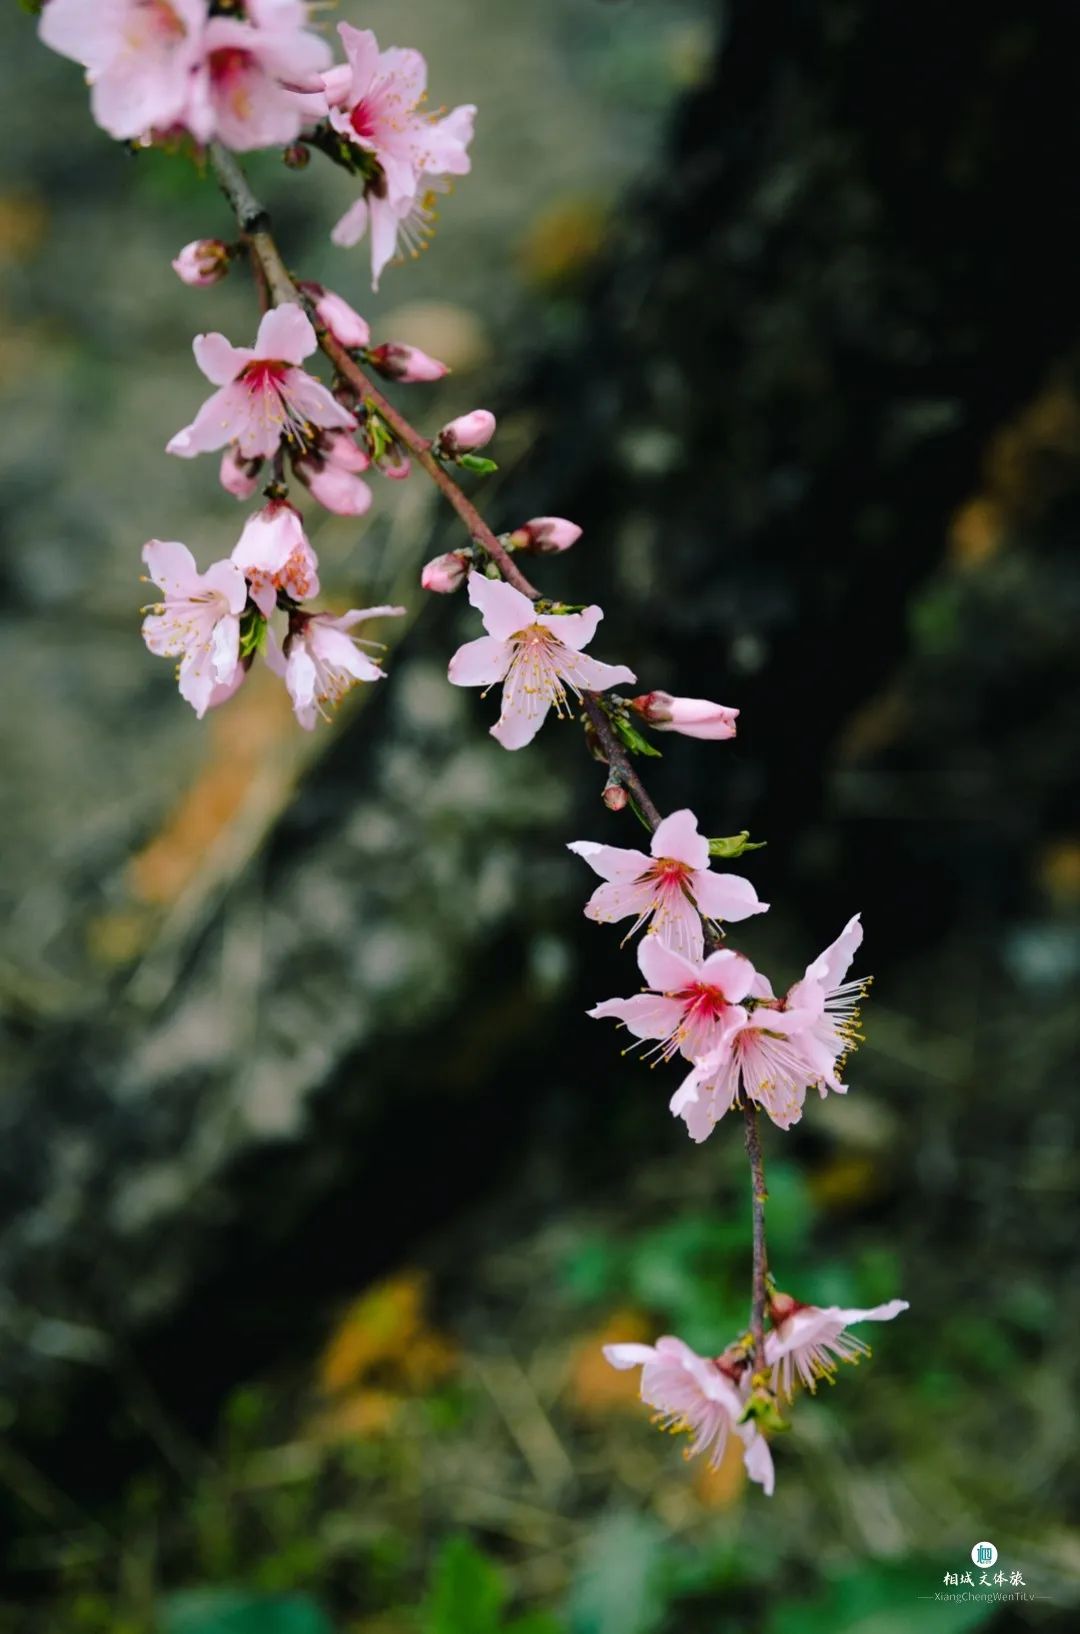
[[422, 1536, 506, 1634], [707, 832, 766, 858], [457, 454, 499, 474], [162, 1590, 333, 1634], [612, 716, 662, 758], [569, 1513, 668, 1634]]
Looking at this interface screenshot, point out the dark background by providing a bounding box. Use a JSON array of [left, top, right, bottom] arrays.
[[1, 1, 1078, 1630]]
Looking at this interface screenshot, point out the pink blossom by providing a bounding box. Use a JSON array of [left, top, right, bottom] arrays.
[[436, 409, 495, 456], [141, 537, 247, 719], [448, 572, 636, 751], [669, 1002, 823, 1138], [39, 0, 207, 143], [184, 5, 332, 152], [325, 24, 476, 288], [268, 605, 404, 730], [167, 303, 355, 463], [781, 914, 869, 1095], [173, 237, 230, 287], [568, 808, 768, 962], [511, 517, 582, 555], [766, 1297, 909, 1401], [631, 691, 739, 742], [230, 501, 319, 616], [293, 431, 373, 517], [589, 936, 756, 1065], [604, 1337, 774, 1492], [421, 552, 469, 594], [219, 447, 264, 500], [369, 343, 449, 383], [300, 283, 371, 350]]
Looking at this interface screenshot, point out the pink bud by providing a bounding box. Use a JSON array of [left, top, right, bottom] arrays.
[[301, 282, 371, 349], [420, 551, 469, 593], [436, 409, 496, 456], [512, 516, 582, 555], [369, 342, 449, 383], [220, 447, 263, 500], [630, 691, 739, 741], [602, 780, 628, 811], [172, 238, 230, 287], [295, 456, 373, 517]]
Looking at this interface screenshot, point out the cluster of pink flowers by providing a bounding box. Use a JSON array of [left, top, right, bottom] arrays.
[[141, 501, 402, 726], [38, 8, 475, 287]]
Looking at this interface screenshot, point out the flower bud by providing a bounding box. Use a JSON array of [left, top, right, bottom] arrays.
[[420, 551, 469, 594], [282, 142, 311, 169], [219, 447, 264, 500], [300, 282, 371, 349], [602, 777, 628, 811], [435, 408, 496, 457], [172, 238, 231, 287], [369, 342, 449, 383], [294, 434, 372, 517], [630, 691, 739, 741], [510, 516, 582, 555]]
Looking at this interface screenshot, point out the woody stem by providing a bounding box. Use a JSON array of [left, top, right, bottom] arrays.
[[208, 139, 763, 1358]]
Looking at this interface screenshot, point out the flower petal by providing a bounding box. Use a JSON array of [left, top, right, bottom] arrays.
[[255, 303, 317, 365], [466, 571, 535, 641], [651, 809, 709, 870], [566, 840, 652, 882], [693, 869, 768, 924], [447, 635, 512, 688]]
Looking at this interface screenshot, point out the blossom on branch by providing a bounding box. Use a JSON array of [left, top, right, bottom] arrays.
[[172, 237, 231, 287], [186, 2, 331, 152], [167, 303, 355, 463], [269, 605, 405, 730], [141, 537, 247, 719], [39, 0, 207, 143], [604, 1337, 774, 1493], [324, 23, 476, 288], [588, 937, 757, 1065], [229, 501, 319, 615], [569, 808, 767, 962], [765, 1296, 909, 1401], [448, 572, 635, 751], [292, 430, 373, 517]]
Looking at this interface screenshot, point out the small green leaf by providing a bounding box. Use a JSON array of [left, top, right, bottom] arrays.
[[422, 1536, 506, 1634], [707, 831, 766, 858], [457, 454, 499, 474], [612, 716, 663, 758]]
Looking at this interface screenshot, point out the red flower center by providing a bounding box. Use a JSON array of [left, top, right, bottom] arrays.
[[208, 47, 255, 85], [350, 100, 378, 141], [679, 982, 730, 1021], [240, 359, 288, 395]]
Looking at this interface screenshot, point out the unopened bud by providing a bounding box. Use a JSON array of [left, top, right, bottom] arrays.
[[282, 142, 311, 169], [300, 282, 371, 350], [172, 238, 231, 287], [219, 446, 263, 500], [630, 691, 739, 742], [510, 516, 582, 555], [369, 342, 449, 383], [420, 551, 469, 593], [435, 408, 496, 457], [602, 776, 628, 811]]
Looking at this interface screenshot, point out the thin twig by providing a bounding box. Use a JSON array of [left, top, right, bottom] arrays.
[[743, 1105, 769, 1371]]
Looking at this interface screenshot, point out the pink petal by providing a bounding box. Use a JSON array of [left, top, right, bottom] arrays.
[[331, 196, 370, 249], [465, 571, 536, 641], [699, 948, 757, 1003], [566, 839, 653, 882], [536, 604, 602, 652], [603, 1343, 657, 1370], [560, 652, 637, 693], [167, 382, 254, 459], [447, 636, 512, 688], [283, 370, 357, 431], [255, 303, 317, 365], [637, 935, 701, 994], [651, 883, 705, 962], [202, 558, 249, 616], [692, 869, 768, 924], [587, 992, 687, 1039], [194, 332, 251, 386], [142, 538, 199, 594], [651, 809, 709, 870], [582, 876, 658, 931], [803, 913, 863, 991]]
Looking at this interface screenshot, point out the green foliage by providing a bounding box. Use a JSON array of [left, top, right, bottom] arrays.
[[421, 1536, 562, 1634], [765, 1561, 997, 1634], [568, 1514, 668, 1634], [707, 832, 767, 858], [161, 1589, 334, 1634], [456, 454, 500, 474]]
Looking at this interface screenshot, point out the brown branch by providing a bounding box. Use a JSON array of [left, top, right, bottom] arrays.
[[207, 140, 765, 1356]]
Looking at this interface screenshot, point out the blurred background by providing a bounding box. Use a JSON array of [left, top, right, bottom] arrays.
[[2, 0, 1079, 1629]]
